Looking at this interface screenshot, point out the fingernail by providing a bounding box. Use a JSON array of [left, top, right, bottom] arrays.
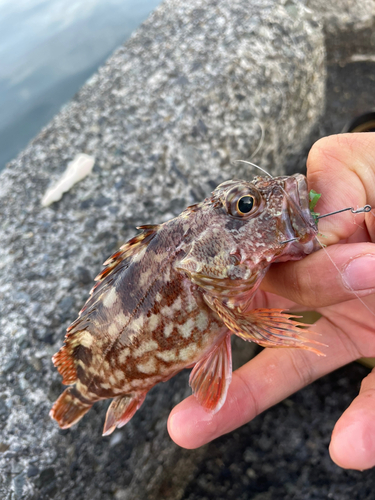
[[343, 254, 375, 291]]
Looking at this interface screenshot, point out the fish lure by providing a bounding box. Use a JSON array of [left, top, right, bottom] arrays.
[[50, 174, 367, 436], [309, 189, 321, 224]]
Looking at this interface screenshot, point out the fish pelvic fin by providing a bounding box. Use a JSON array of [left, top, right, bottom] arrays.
[[205, 295, 326, 356], [50, 387, 93, 429], [189, 333, 232, 413], [102, 393, 146, 436]]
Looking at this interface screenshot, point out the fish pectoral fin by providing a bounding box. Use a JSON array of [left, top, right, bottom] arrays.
[[189, 333, 232, 413], [205, 295, 326, 356], [102, 393, 146, 436]]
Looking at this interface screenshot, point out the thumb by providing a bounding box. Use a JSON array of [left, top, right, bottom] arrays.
[[261, 243, 375, 308], [329, 368, 375, 470]]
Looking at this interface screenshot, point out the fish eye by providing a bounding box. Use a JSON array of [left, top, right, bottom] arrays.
[[224, 184, 262, 218], [237, 195, 254, 215]]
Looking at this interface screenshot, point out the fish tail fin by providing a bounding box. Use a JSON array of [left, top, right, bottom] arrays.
[[50, 387, 93, 429]]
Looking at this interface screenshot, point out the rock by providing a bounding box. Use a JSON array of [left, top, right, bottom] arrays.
[[305, 0, 375, 34], [305, 0, 375, 62], [0, 0, 325, 498], [303, 0, 375, 136], [75, 266, 92, 285], [26, 465, 39, 478]]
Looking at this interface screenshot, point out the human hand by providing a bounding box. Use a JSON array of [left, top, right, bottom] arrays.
[[168, 133, 375, 470]]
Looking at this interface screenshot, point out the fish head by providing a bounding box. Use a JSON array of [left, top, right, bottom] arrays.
[[210, 174, 319, 268], [179, 174, 319, 296]]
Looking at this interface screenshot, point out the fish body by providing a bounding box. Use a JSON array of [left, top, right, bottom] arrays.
[[51, 174, 321, 435]]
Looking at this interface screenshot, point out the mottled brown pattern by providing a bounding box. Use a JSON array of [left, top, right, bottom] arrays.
[[51, 174, 320, 434]]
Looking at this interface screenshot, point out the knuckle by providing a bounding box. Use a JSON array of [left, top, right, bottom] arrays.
[[307, 134, 348, 175], [234, 369, 260, 419], [288, 263, 319, 307], [289, 349, 316, 388]]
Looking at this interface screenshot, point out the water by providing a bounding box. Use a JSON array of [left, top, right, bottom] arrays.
[[0, 0, 161, 171]]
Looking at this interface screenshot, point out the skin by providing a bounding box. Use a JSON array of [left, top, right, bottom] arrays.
[[168, 132, 375, 470]]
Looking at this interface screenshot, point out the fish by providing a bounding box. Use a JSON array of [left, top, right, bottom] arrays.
[[50, 173, 324, 436]]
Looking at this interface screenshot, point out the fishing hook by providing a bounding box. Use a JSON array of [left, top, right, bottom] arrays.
[[317, 204, 372, 219], [279, 237, 299, 245], [279, 205, 372, 244]]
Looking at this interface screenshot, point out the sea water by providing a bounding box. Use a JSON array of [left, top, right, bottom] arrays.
[[0, 0, 160, 171]]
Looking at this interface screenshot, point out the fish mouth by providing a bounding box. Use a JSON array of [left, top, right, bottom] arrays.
[[275, 174, 320, 261]]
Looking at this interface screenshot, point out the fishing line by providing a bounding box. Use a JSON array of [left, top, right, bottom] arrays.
[[275, 177, 375, 315], [249, 122, 265, 161], [314, 236, 375, 318], [316, 204, 375, 315], [235, 160, 274, 178], [318, 205, 371, 233]]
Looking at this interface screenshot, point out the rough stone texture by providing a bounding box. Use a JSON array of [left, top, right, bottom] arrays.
[[0, 0, 328, 498], [278, 0, 375, 176], [305, 0, 375, 34], [306, 0, 375, 63], [181, 363, 374, 500]]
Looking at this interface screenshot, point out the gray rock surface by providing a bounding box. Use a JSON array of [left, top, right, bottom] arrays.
[[0, 0, 326, 498], [306, 0, 375, 63], [305, 0, 375, 34]]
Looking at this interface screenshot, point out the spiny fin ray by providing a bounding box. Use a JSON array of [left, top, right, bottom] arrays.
[[205, 296, 326, 356], [52, 226, 159, 393], [52, 347, 77, 384]]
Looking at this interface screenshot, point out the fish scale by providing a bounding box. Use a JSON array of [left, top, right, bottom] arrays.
[[51, 174, 323, 435]]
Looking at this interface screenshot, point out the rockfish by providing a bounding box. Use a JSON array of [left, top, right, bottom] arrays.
[[51, 174, 322, 435]]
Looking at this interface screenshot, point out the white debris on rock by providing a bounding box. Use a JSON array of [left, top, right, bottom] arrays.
[[41, 153, 95, 206]]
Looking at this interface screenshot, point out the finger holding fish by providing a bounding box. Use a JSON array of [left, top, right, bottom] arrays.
[[168, 294, 375, 454], [264, 133, 375, 307], [306, 133, 375, 244], [169, 133, 375, 471], [262, 241, 375, 308], [168, 311, 362, 449]]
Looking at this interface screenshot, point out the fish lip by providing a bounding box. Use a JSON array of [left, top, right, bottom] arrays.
[[287, 175, 318, 236], [287, 238, 319, 256], [276, 175, 319, 260]]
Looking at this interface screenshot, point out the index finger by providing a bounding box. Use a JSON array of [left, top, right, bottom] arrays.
[[168, 315, 360, 449]]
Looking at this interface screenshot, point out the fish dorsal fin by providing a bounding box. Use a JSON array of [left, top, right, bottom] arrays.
[[204, 294, 326, 355], [93, 225, 159, 285], [189, 333, 232, 413], [75, 224, 159, 320], [52, 225, 159, 384]]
